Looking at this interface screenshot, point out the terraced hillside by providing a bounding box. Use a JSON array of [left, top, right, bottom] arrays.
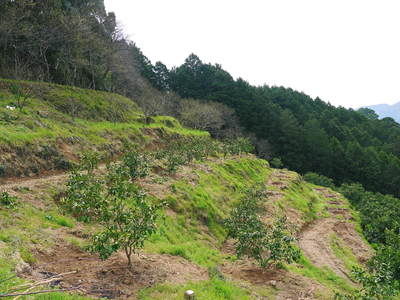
[[0, 79, 205, 179], [0, 81, 373, 299], [0, 156, 372, 299]]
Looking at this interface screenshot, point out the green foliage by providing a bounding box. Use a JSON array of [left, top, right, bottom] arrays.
[[371, 231, 400, 281], [335, 263, 399, 300], [0, 192, 17, 208], [9, 83, 32, 112], [336, 183, 400, 298], [146, 157, 270, 268], [156, 136, 254, 174], [63, 150, 163, 266], [304, 172, 335, 189], [157, 136, 220, 173], [225, 186, 300, 268], [164, 53, 400, 200], [121, 147, 152, 181], [221, 138, 254, 157], [89, 179, 163, 267], [339, 183, 400, 245], [270, 158, 283, 169], [357, 108, 379, 120], [62, 153, 104, 222]]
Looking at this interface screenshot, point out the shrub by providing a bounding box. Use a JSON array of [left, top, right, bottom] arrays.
[[62, 153, 104, 222], [225, 186, 300, 268], [338, 183, 400, 244], [89, 162, 164, 267], [0, 192, 17, 208], [221, 138, 254, 157], [270, 158, 283, 169], [9, 83, 32, 112], [121, 149, 151, 181], [304, 172, 335, 189], [159, 136, 219, 173], [335, 262, 399, 300]]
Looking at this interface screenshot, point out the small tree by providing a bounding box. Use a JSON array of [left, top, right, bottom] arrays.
[[121, 149, 151, 181], [89, 163, 163, 267], [63, 152, 163, 267], [225, 186, 300, 268], [62, 153, 104, 222], [9, 83, 32, 112], [303, 172, 335, 189], [64, 97, 84, 121], [221, 138, 254, 157], [0, 192, 18, 208], [270, 158, 283, 169]]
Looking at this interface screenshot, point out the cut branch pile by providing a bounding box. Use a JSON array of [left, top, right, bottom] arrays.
[[0, 271, 79, 299]]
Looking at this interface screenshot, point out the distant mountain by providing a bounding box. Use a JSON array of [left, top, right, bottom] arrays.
[[366, 102, 400, 123]]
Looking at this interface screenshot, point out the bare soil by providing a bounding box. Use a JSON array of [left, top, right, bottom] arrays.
[[298, 188, 372, 281], [30, 241, 207, 299]]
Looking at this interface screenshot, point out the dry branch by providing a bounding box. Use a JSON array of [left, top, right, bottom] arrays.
[[0, 286, 80, 297]]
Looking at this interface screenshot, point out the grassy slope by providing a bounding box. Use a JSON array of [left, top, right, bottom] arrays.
[[0, 78, 206, 178], [0, 155, 368, 299], [0, 80, 370, 299]]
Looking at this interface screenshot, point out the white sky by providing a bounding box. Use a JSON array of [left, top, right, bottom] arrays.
[[104, 0, 400, 108]]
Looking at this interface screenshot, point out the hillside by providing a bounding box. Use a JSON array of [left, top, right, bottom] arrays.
[[0, 79, 205, 180], [0, 81, 376, 299], [5, 0, 400, 200], [365, 102, 400, 123], [1, 2, 399, 298], [0, 150, 372, 299]]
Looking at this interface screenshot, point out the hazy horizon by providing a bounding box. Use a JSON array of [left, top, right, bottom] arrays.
[[104, 0, 400, 108]]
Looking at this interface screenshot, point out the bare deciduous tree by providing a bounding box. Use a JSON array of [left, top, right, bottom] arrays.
[[178, 99, 243, 138]]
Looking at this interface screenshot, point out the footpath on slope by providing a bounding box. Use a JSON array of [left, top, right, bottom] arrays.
[[222, 169, 373, 300], [0, 164, 373, 299], [298, 187, 372, 281]]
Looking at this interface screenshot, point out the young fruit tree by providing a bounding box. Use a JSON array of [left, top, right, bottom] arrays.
[[89, 162, 164, 267], [225, 186, 300, 268], [63, 153, 104, 222], [63, 151, 163, 267], [9, 83, 33, 112]]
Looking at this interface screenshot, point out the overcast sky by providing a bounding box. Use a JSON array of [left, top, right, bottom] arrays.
[[104, 0, 400, 108]]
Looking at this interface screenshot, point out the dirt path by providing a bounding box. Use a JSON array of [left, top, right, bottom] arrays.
[[298, 217, 351, 280], [0, 172, 69, 191], [298, 188, 372, 282]]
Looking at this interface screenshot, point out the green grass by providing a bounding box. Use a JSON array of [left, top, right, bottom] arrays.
[[0, 256, 25, 295], [330, 234, 360, 272], [145, 214, 226, 267], [0, 78, 205, 146], [19, 247, 37, 264], [278, 180, 329, 222], [288, 254, 355, 295], [138, 278, 254, 300], [0, 78, 208, 180], [145, 157, 271, 267], [44, 214, 75, 228]]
